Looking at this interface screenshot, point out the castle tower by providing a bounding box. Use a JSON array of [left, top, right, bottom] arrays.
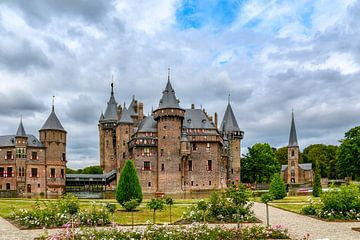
[[39, 100, 67, 194], [153, 69, 185, 193], [287, 111, 299, 183], [116, 105, 133, 176], [15, 118, 27, 188], [220, 99, 244, 182], [99, 83, 118, 173]]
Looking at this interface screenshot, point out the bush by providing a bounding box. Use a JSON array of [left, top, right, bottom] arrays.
[[9, 194, 110, 228], [301, 204, 317, 215], [39, 223, 290, 240], [183, 184, 256, 223], [269, 174, 286, 200], [116, 160, 143, 208]]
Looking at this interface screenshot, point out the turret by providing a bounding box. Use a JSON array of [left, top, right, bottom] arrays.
[[153, 69, 185, 193], [116, 105, 133, 173], [99, 83, 118, 173], [287, 111, 300, 183], [15, 118, 28, 150], [220, 98, 244, 182], [39, 99, 67, 194]]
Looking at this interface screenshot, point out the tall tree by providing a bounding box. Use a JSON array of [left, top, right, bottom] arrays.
[[274, 146, 288, 165], [116, 160, 143, 207], [241, 143, 280, 184], [269, 173, 286, 199], [302, 144, 337, 178], [337, 126, 360, 179]]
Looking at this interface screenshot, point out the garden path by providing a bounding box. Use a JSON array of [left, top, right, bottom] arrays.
[[253, 202, 360, 240]]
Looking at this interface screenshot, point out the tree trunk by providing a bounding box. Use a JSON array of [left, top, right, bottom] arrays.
[[169, 205, 172, 223], [131, 211, 134, 229], [266, 203, 269, 226], [153, 210, 156, 224]]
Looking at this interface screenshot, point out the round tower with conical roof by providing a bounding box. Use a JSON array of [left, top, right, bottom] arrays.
[[39, 99, 67, 195], [153, 69, 185, 193]]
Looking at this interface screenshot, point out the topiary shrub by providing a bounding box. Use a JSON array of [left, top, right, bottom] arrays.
[[116, 160, 143, 208], [269, 173, 286, 200], [312, 163, 322, 197]]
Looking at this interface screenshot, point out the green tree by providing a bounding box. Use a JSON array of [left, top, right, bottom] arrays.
[[337, 126, 360, 179], [274, 146, 288, 165], [269, 173, 286, 199], [196, 200, 208, 223], [165, 197, 174, 223], [241, 143, 280, 184], [116, 160, 143, 208], [82, 165, 103, 174], [124, 199, 140, 228], [261, 193, 274, 226], [303, 144, 338, 178], [312, 161, 322, 197], [147, 198, 165, 224]]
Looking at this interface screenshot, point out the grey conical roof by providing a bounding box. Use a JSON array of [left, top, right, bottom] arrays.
[[288, 111, 298, 147], [137, 116, 157, 132], [103, 83, 118, 121], [99, 112, 105, 122], [157, 77, 182, 110], [16, 119, 27, 137], [128, 97, 137, 116], [220, 103, 240, 132], [119, 107, 133, 124], [41, 107, 66, 132]]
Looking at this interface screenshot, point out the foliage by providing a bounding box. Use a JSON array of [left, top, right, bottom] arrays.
[[312, 163, 322, 197], [302, 144, 338, 178], [165, 197, 174, 223], [9, 195, 110, 228], [39, 223, 290, 240], [274, 146, 289, 165], [123, 199, 140, 212], [269, 174, 286, 200], [105, 203, 116, 214], [66, 165, 103, 174], [183, 183, 256, 223], [261, 193, 274, 204], [116, 160, 143, 208], [147, 198, 165, 224], [241, 143, 280, 183], [300, 197, 318, 215], [337, 126, 360, 179]]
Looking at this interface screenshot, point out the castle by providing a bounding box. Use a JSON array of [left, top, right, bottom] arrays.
[[0, 105, 67, 195], [99, 72, 244, 193]]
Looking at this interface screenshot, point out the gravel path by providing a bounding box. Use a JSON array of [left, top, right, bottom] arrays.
[[253, 202, 360, 240]]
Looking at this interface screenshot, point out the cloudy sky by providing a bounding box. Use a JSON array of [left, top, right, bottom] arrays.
[[0, 0, 359, 169]]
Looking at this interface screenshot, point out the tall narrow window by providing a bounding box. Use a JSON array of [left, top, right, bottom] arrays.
[[50, 168, 55, 178], [192, 143, 197, 151], [291, 150, 295, 157], [7, 167, 13, 177], [0, 167, 3, 177], [161, 164, 165, 171], [61, 169, 65, 178], [31, 168, 38, 178], [143, 161, 151, 171], [6, 151, 12, 160], [62, 153, 66, 161], [32, 151, 38, 160], [207, 160, 212, 171], [188, 160, 193, 171]]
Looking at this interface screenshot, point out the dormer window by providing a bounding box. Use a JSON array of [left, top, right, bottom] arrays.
[[202, 119, 206, 124]]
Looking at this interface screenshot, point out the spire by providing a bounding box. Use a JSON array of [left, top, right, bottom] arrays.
[[41, 104, 66, 132], [288, 110, 298, 147], [220, 101, 240, 133], [16, 117, 27, 137], [52, 96, 55, 112], [157, 69, 181, 110], [103, 82, 118, 121], [119, 106, 133, 124], [128, 97, 137, 116], [99, 112, 105, 122]]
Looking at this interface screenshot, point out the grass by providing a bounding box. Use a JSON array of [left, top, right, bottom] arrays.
[[269, 203, 304, 213], [0, 198, 193, 225]]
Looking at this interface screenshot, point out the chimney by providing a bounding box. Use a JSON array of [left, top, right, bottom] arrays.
[[191, 103, 195, 109], [214, 112, 218, 129]]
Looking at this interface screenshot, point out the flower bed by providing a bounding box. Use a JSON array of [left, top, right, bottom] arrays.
[[38, 223, 290, 240], [8, 194, 110, 228], [301, 184, 360, 221]]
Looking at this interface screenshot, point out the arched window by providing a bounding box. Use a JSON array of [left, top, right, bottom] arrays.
[[291, 149, 295, 157]]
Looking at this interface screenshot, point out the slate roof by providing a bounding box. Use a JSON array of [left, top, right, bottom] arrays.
[[128, 97, 137, 116], [119, 107, 133, 124], [137, 116, 157, 132], [0, 135, 44, 147], [157, 78, 182, 110], [220, 103, 241, 132], [103, 83, 118, 121], [66, 170, 116, 179], [99, 112, 105, 121], [16, 119, 27, 137], [183, 109, 216, 129], [281, 163, 312, 172], [288, 111, 298, 147], [40, 108, 66, 132]]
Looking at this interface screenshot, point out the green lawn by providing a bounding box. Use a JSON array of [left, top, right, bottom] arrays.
[[268, 196, 320, 213], [0, 198, 193, 225], [269, 203, 305, 213]]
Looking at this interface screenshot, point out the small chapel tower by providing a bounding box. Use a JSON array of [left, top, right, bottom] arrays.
[[287, 111, 300, 183]]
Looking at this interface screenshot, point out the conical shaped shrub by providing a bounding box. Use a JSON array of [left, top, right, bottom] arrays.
[[116, 160, 143, 207]]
